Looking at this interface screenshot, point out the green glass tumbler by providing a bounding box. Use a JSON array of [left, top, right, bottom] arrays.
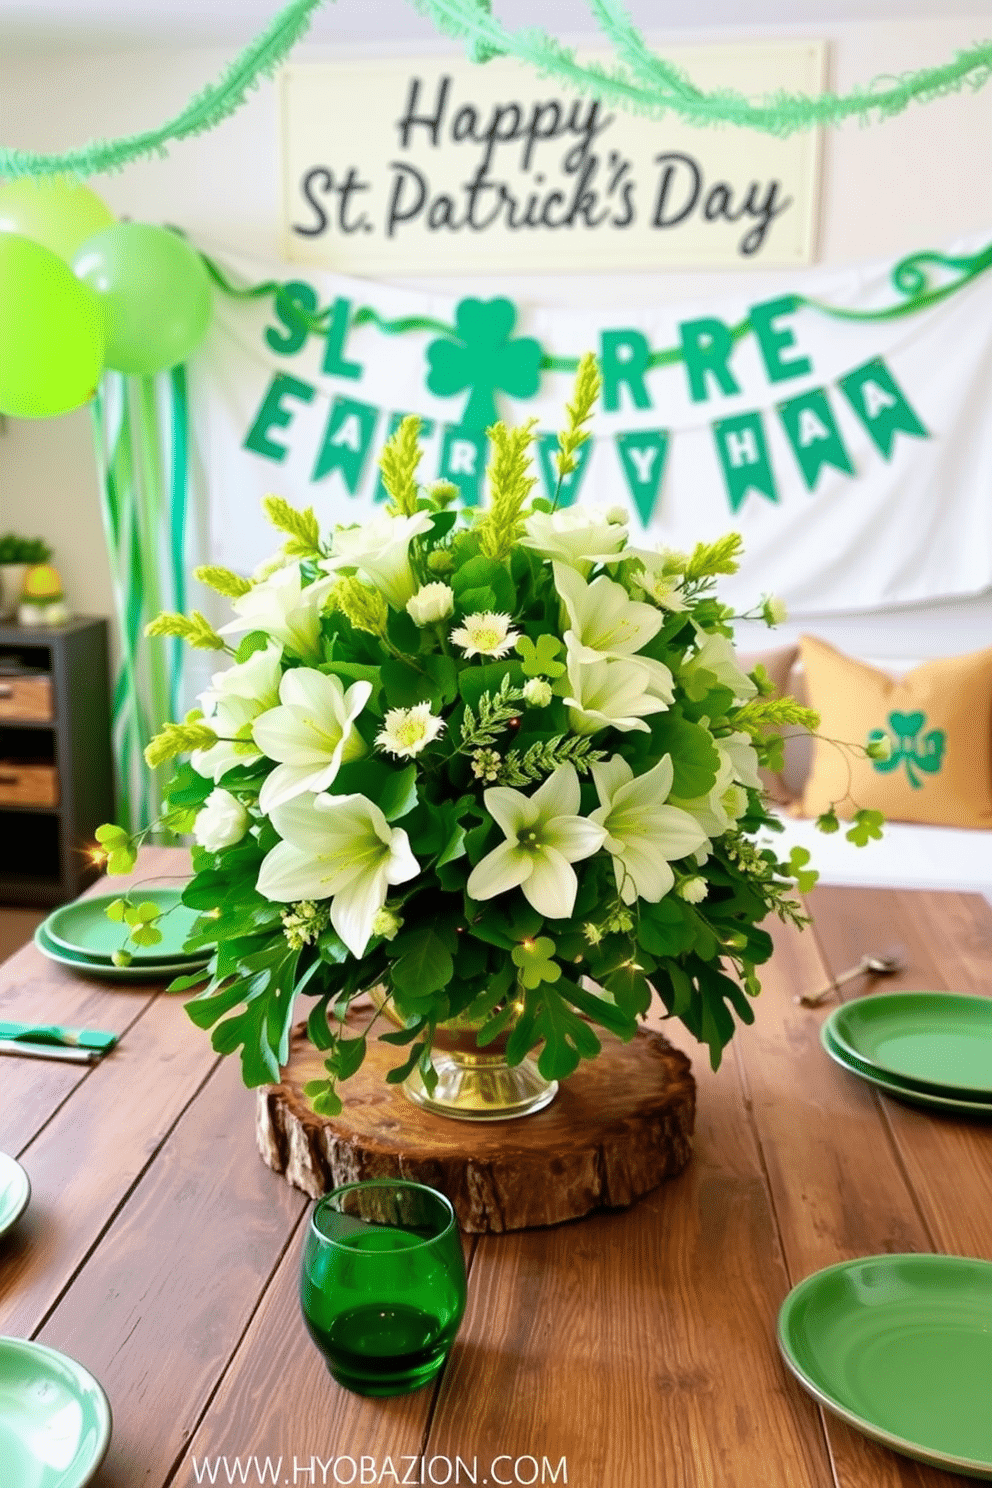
[[300, 1179, 467, 1396]]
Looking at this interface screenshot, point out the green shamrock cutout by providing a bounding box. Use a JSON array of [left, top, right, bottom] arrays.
[[787, 846, 819, 894], [869, 710, 945, 789], [511, 936, 562, 989], [426, 298, 543, 430], [846, 809, 885, 846], [516, 634, 566, 678], [124, 900, 164, 947]]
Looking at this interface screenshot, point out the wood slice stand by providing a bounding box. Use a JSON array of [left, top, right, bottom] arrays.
[[257, 1014, 696, 1233]]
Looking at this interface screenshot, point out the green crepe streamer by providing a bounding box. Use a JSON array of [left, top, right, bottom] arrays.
[[3, 0, 992, 179], [91, 371, 191, 832]]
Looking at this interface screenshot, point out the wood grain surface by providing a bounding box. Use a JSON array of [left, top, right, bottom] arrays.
[[258, 1015, 696, 1231], [2, 851, 992, 1488]]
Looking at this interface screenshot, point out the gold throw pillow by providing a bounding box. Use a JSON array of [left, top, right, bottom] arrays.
[[798, 636, 992, 828]]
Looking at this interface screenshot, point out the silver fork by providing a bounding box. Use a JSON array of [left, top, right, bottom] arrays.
[[795, 949, 905, 1007]]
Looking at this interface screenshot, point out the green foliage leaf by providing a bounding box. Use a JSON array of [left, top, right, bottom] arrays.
[[390, 929, 455, 998], [378, 764, 419, 823], [604, 962, 653, 1018], [652, 712, 721, 798], [303, 1080, 343, 1118], [637, 897, 697, 957], [558, 976, 638, 1040], [451, 555, 516, 613], [235, 629, 270, 664]]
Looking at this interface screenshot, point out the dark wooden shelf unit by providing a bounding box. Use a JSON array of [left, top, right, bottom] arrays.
[[0, 617, 114, 906]]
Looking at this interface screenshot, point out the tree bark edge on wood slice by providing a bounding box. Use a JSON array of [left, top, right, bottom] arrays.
[[257, 1018, 695, 1233]]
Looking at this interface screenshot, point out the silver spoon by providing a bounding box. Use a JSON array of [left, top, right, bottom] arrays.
[[795, 948, 905, 1007]]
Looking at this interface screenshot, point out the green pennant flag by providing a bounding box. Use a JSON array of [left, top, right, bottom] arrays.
[[536, 432, 592, 508], [615, 430, 669, 526], [777, 388, 855, 490], [838, 358, 929, 459], [438, 424, 489, 507], [311, 396, 379, 489], [713, 412, 778, 513], [374, 411, 436, 503]]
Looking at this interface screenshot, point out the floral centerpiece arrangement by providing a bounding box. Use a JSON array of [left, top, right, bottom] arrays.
[[96, 358, 881, 1116]]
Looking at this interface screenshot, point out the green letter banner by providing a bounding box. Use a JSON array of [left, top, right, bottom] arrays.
[[191, 240, 992, 634], [713, 413, 778, 512], [778, 388, 855, 490], [311, 395, 379, 488], [615, 430, 670, 526], [838, 357, 930, 459], [438, 425, 488, 507]]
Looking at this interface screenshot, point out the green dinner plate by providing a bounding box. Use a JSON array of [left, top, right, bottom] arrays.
[[0, 1336, 112, 1488], [0, 1153, 30, 1238], [34, 923, 210, 984], [826, 992, 992, 1097], [45, 889, 204, 964], [779, 1254, 992, 1478], [821, 1026, 992, 1116]]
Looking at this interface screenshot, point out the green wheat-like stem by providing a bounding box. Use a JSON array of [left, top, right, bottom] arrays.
[[498, 734, 607, 785]]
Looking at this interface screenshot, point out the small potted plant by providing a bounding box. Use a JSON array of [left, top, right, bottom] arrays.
[[0, 534, 53, 621]]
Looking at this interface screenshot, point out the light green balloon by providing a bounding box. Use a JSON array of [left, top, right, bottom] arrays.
[[72, 222, 213, 376], [0, 176, 115, 263], [0, 232, 105, 418]]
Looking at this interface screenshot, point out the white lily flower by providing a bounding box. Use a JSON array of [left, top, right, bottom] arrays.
[[191, 645, 284, 782], [253, 669, 372, 814], [375, 703, 446, 758], [623, 545, 689, 612], [562, 648, 670, 735], [683, 633, 758, 703], [219, 563, 335, 664], [720, 731, 763, 792], [467, 763, 606, 918], [321, 511, 434, 610], [671, 750, 750, 839], [520, 507, 628, 574], [257, 792, 420, 957], [554, 563, 675, 704], [450, 611, 520, 659], [590, 755, 708, 904], [553, 563, 662, 662]]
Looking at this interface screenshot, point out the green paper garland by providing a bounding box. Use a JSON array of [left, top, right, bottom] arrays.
[[2, 0, 992, 180]]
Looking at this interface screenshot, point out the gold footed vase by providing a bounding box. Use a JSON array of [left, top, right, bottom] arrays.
[[375, 989, 558, 1122]]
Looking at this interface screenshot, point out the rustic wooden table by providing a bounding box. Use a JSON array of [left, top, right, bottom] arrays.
[[2, 847, 992, 1488]]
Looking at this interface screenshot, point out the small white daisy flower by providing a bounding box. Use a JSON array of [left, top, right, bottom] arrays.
[[375, 703, 446, 759], [450, 611, 520, 659]]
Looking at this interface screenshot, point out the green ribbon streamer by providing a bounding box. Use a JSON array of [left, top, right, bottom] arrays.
[[3, 0, 992, 178], [91, 371, 191, 831], [204, 238, 992, 385]]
